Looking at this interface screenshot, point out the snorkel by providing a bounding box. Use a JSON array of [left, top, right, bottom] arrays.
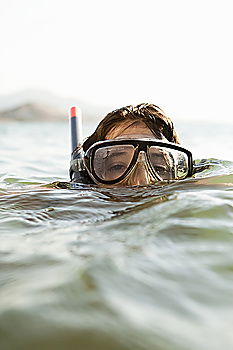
[[69, 106, 92, 183], [70, 106, 82, 152]]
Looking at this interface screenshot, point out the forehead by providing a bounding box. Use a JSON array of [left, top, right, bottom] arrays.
[[106, 121, 157, 140]]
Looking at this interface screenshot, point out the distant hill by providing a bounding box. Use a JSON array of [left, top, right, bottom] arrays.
[[0, 103, 65, 122], [0, 89, 111, 121]]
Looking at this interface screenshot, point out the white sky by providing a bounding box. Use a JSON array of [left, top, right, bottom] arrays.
[[0, 0, 233, 121]]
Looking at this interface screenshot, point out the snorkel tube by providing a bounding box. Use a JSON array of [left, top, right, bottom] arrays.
[[69, 106, 91, 183], [70, 106, 82, 152]]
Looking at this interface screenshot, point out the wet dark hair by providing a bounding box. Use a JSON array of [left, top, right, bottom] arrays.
[[81, 103, 180, 153]]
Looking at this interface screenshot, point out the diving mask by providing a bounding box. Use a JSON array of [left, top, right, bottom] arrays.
[[82, 138, 193, 185]]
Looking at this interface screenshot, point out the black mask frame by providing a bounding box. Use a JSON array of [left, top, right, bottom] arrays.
[[82, 139, 193, 185]]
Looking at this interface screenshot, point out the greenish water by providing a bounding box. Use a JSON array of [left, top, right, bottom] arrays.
[[0, 122, 233, 350]]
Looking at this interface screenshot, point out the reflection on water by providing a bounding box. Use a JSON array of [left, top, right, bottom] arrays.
[[1, 122, 233, 349]]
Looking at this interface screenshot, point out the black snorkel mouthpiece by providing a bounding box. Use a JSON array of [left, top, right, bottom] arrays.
[[69, 106, 92, 184]]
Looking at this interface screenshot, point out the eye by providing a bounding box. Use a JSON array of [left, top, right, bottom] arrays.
[[154, 165, 167, 174], [108, 163, 127, 173]]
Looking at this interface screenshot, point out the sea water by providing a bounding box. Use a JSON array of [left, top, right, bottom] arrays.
[[0, 121, 233, 350]]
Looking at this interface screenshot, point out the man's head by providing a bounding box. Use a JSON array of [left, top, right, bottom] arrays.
[[70, 103, 192, 186]]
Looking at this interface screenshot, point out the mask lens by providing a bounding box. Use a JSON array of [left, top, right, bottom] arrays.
[[148, 146, 189, 180], [93, 145, 135, 181]]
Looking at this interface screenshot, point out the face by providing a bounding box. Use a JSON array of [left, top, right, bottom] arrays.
[[103, 122, 167, 187]]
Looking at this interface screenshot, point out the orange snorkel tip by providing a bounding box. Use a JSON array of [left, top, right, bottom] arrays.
[[70, 106, 76, 118]]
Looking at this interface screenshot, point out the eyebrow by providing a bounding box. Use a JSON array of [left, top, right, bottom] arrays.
[[103, 150, 129, 159], [149, 152, 165, 159]]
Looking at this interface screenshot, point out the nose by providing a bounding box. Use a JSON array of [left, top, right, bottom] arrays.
[[126, 151, 155, 186], [130, 165, 151, 185]]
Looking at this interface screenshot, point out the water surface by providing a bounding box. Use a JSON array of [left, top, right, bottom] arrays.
[[1, 121, 233, 350]]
